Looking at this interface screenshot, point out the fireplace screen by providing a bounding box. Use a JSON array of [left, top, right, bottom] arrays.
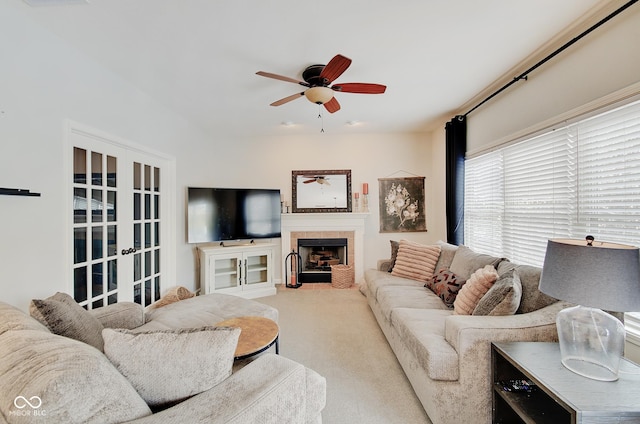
[[297, 238, 348, 283]]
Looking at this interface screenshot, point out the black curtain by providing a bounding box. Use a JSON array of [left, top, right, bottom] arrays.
[[445, 115, 467, 245]]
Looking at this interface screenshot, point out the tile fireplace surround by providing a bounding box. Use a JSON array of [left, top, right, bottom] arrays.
[[280, 213, 368, 284]]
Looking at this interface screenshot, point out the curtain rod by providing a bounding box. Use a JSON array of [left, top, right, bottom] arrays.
[[464, 0, 639, 117]]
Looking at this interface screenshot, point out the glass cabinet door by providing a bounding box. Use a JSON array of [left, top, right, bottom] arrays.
[[210, 254, 241, 291], [244, 250, 271, 287]]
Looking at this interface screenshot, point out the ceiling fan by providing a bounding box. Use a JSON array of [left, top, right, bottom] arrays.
[[302, 175, 330, 185], [256, 54, 386, 114]]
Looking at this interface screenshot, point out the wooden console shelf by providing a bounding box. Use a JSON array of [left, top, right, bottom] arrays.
[[492, 342, 640, 424]]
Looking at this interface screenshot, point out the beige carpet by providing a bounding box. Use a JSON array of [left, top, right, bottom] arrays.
[[257, 285, 432, 424]]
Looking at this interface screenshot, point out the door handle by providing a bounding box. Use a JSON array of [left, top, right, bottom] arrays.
[[121, 247, 137, 255]]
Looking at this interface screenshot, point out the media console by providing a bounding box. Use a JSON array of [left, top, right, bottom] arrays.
[[199, 243, 276, 299]]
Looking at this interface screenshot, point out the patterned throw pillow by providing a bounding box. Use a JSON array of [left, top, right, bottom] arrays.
[[391, 240, 441, 283], [453, 265, 499, 315], [425, 269, 466, 307]]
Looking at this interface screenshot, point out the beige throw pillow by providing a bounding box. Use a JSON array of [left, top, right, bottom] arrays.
[[453, 265, 499, 315], [103, 326, 240, 408], [391, 240, 441, 283], [30, 292, 105, 351], [0, 330, 151, 423], [473, 269, 522, 316]]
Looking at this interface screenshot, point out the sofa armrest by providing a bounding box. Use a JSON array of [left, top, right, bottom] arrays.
[[89, 302, 145, 329], [127, 354, 326, 424], [444, 301, 570, 389], [444, 301, 569, 352], [377, 259, 391, 272]]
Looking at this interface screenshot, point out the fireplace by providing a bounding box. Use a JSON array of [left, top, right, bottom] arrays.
[[280, 213, 367, 285], [297, 238, 348, 283]]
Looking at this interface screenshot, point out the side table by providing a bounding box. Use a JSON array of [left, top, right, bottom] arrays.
[[216, 316, 279, 360], [492, 342, 640, 423]]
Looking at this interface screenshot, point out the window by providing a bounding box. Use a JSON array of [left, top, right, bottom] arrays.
[[465, 98, 640, 336], [465, 98, 640, 266]]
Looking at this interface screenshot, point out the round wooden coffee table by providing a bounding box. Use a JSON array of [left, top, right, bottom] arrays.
[[216, 316, 279, 360]]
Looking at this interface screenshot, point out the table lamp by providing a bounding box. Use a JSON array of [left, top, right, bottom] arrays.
[[539, 237, 640, 381]]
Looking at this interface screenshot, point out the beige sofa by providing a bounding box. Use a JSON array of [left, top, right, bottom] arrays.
[[361, 241, 567, 424], [0, 293, 326, 424]]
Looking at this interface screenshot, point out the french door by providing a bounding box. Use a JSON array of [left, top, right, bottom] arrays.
[[68, 124, 172, 308]]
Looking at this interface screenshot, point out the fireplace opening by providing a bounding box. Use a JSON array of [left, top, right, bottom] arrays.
[[297, 238, 348, 283]]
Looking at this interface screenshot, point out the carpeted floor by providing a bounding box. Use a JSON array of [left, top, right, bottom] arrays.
[[257, 285, 432, 424]]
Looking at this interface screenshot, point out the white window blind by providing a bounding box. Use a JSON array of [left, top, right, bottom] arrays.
[[465, 98, 640, 266], [465, 98, 640, 334]]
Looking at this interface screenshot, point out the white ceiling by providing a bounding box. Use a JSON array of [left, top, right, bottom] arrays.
[[17, 0, 605, 137]]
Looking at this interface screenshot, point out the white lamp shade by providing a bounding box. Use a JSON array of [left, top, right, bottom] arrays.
[[304, 87, 334, 105], [539, 238, 640, 312]]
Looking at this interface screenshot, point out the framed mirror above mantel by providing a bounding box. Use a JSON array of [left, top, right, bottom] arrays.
[[291, 169, 352, 213]]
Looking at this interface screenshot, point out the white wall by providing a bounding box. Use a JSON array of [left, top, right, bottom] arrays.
[[466, 4, 640, 153], [176, 131, 447, 288], [0, 5, 445, 310]]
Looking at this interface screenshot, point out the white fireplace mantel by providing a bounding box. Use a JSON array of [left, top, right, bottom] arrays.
[[281, 213, 369, 283]]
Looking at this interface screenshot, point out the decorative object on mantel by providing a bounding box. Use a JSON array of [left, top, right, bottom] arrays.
[[539, 236, 640, 382], [0, 187, 41, 197], [378, 176, 426, 233], [292, 169, 352, 213], [362, 183, 369, 212], [354, 192, 360, 212]]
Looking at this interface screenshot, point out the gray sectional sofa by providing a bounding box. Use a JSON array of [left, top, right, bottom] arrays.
[[361, 241, 567, 424], [0, 293, 326, 424]]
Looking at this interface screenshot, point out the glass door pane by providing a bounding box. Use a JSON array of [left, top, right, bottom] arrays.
[[131, 161, 161, 307], [72, 147, 119, 308]]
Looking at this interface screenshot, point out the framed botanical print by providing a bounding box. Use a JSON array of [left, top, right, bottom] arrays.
[[378, 177, 426, 232]]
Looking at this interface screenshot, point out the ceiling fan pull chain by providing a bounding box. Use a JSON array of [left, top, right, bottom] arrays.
[[318, 105, 325, 133]]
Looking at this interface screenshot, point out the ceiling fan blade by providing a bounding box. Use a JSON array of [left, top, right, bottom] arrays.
[[256, 71, 309, 86], [319, 54, 352, 84], [332, 83, 387, 94], [270, 92, 304, 106], [324, 97, 341, 114]]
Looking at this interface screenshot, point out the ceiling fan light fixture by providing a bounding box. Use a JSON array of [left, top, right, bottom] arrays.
[[304, 87, 334, 105]]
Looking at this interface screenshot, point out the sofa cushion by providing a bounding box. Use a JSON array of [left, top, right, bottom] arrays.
[[449, 246, 503, 280], [425, 269, 466, 308], [0, 329, 151, 423], [0, 302, 50, 336], [391, 240, 441, 283], [29, 292, 105, 351], [434, 240, 459, 272], [103, 326, 240, 408], [364, 269, 423, 299], [390, 308, 459, 381], [139, 293, 278, 331], [497, 261, 558, 313], [89, 301, 145, 329], [473, 269, 522, 316], [377, 285, 449, 321], [454, 265, 499, 315]]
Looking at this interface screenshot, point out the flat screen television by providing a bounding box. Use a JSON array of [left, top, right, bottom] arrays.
[[187, 187, 281, 243]]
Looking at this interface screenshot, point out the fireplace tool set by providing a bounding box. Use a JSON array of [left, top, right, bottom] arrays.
[[284, 250, 302, 289]]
